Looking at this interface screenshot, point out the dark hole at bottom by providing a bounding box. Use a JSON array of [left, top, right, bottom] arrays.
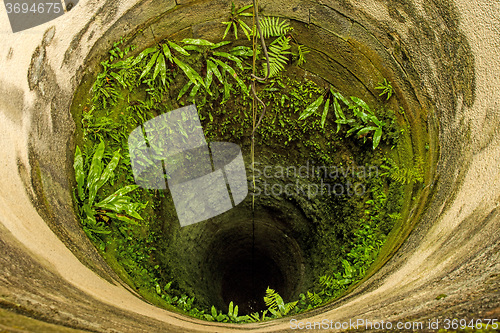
[[221, 252, 285, 315]]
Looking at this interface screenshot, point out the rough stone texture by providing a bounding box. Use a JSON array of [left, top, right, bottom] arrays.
[[0, 0, 498, 332]]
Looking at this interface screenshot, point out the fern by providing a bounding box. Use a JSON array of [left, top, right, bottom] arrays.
[[264, 287, 297, 318], [285, 300, 298, 315], [381, 157, 423, 184], [307, 291, 322, 306], [296, 44, 310, 66], [375, 78, 393, 100], [264, 287, 279, 309], [91, 70, 121, 109], [258, 16, 292, 38], [263, 36, 292, 77], [247, 310, 268, 322], [90, 42, 140, 109], [389, 212, 402, 221], [319, 274, 335, 289]]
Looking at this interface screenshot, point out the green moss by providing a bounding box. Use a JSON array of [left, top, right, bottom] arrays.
[[436, 293, 447, 300]]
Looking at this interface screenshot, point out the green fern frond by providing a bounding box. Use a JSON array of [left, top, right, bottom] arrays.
[[247, 312, 261, 322], [382, 157, 424, 184], [388, 212, 402, 221], [307, 291, 322, 306], [263, 36, 291, 77], [375, 78, 393, 100], [258, 16, 292, 38], [296, 44, 310, 66], [264, 287, 280, 309], [264, 287, 297, 318], [285, 300, 298, 314], [319, 274, 335, 288]]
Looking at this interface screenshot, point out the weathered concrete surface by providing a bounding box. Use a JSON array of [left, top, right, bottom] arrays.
[[0, 0, 498, 332]]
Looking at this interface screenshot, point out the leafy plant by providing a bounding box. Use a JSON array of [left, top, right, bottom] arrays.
[[306, 291, 323, 306], [258, 16, 293, 38], [227, 301, 250, 322], [227, 301, 239, 321], [298, 93, 327, 123], [91, 64, 121, 109], [204, 305, 227, 322], [222, 2, 253, 40], [263, 36, 292, 77], [73, 142, 147, 246], [264, 287, 298, 318], [177, 38, 250, 100], [125, 99, 155, 125], [340, 94, 385, 149], [300, 89, 386, 149], [91, 41, 137, 109], [247, 310, 269, 322], [221, 12, 306, 78], [137, 41, 204, 88], [388, 212, 402, 222], [319, 224, 384, 298], [375, 78, 393, 100], [295, 44, 310, 66], [108, 38, 133, 62], [202, 302, 249, 323], [256, 17, 295, 77], [82, 109, 122, 143], [316, 175, 393, 300], [381, 156, 424, 184], [104, 49, 143, 92]]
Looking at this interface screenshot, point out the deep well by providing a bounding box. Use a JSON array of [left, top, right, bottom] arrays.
[[0, 0, 499, 332]]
